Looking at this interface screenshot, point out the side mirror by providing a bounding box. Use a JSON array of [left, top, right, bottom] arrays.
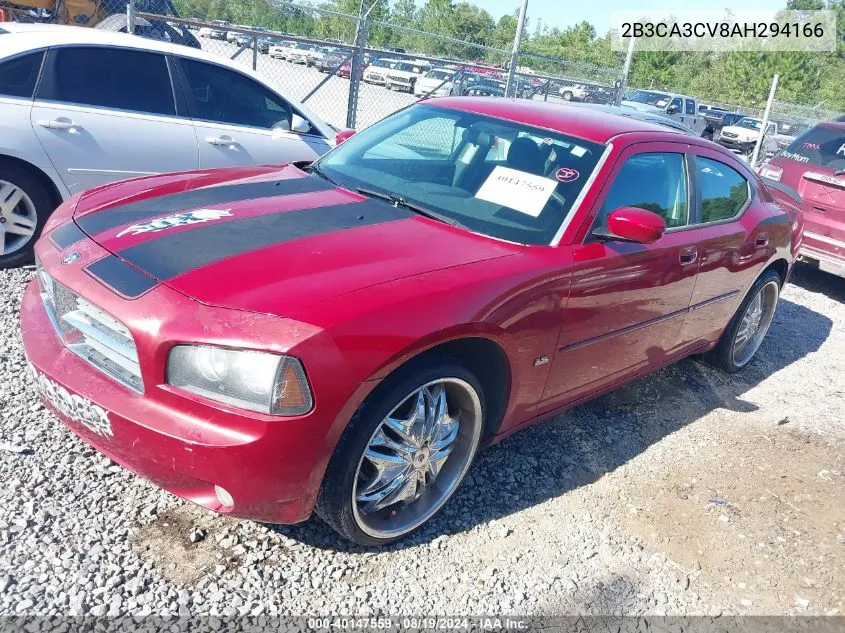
[[666, 104, 679, 114], [592, 207, 666, 244], [291, 114, 311, 134], [335, 128, 356, 145]]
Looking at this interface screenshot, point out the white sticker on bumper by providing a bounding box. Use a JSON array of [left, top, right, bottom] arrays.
[[29, 364, 113, 437]]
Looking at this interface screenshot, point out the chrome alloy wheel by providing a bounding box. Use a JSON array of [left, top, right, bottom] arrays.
[[0, 180, 38, 256], [352, 378, 482, 539], [732, 280, 779, 367]]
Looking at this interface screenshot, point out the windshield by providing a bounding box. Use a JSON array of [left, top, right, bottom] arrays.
[[781, 126, 845, 169], [625, 90, 672, 107], [316, 104, 605, 245], [736, 118, 762, 130]]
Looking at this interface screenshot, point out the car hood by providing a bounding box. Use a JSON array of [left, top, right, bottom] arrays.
[[71, 164, 520, 317], [721, 125, 759, 140], [619, 100, 662, 113], [418, 77, 453, 87]]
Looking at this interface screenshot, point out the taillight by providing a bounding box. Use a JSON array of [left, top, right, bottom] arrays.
[[758, 164, 783, 181]]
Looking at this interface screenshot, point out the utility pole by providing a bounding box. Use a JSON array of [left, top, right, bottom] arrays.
[[750, 73, 779, 168], [504, 0, 528, 98], [615, 35, 634, 105]]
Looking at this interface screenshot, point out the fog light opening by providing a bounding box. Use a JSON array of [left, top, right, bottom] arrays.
[[214, 485, 234, 509]]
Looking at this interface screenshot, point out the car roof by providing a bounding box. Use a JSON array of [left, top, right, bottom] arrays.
[[428, 97, 690, 143], [0, 23, 333, 137]]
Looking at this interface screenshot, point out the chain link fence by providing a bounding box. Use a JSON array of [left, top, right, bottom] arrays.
[[127, 5, 626, 131], [3, 0, 841, 155]]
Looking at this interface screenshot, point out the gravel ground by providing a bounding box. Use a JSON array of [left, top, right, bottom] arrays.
[[1, 264, 843, 621]]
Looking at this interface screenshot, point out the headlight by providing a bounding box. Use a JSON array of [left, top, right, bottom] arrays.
[[167, 345, 312, 416]]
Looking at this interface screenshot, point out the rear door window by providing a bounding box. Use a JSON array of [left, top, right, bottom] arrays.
[[685, 99, 696, 115], [780, 126, 845, 169], [0, 51, 44, 99], [694, 156, 749, 223], [38, 47, 175, 116]]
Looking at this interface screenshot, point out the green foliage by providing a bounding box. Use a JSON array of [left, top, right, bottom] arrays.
[[170, 0, 845, 111]]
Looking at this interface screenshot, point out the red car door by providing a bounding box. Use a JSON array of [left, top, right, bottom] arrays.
[[675, 148, 773, 348], [538, 142, 701, 411]]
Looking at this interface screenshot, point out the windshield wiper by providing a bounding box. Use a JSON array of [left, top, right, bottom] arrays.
[[301, 162, 338, 186], [356, 187, 463, 228], [833, 168, 845, 177]]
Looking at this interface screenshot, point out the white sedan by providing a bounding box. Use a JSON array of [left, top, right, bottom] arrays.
[[0, 22, 338, 268]]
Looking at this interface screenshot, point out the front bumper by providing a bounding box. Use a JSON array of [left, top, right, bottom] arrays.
[[21, 226, 362, 524], [718, 137, 755, 152]]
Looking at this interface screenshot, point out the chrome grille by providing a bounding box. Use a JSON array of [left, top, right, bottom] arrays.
[[36, 260, 143, 393]]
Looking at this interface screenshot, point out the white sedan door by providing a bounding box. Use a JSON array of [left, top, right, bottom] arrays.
[[31, 46, 198, 194], [176, 57, 332, 169]]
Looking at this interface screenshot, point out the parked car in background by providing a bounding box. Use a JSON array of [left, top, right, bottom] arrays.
[[226, 25, 249, 43], [465, 77, 505, 97], [719, 117, 777, 157], [384, 60, 431, 92], [23, 99, 798, 547], [268, 41, 295, 59], [700, 109, 746, 141], [206, 20, 229, 40], [363, 57, 399, 85], [621, 89, 705, 135], [338, 58, 362, 79], [287, 43, 316, 65], [315, 49, 348, 73], [758, 120, 845, 278], [0, 23, 339, 268], [558, 82, 587, 102], [584, 84, 617, 104], [414, 68, 456, 98], [257, 36, 282, 55], [234, 32, 253, 48]]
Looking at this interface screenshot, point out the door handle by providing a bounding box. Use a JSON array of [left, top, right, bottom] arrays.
[[37, 118, 82, 131], [755, 233, 769, 248], [206, 135, 240, 148], [679, 247, 699, 265]]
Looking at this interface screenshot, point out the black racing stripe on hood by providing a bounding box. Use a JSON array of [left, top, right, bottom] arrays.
[[116, 201, 413, 281], [76, 175, 332, 236], [86, 255, 159, 299], [50, 222, 86, 250]]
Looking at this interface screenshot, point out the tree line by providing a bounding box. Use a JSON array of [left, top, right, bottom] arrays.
[[172, 0, 845, 112]]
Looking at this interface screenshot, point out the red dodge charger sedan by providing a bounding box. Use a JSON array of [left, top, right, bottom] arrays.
[[21, 99, 802, 545]]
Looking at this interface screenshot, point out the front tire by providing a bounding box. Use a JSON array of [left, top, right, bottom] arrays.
[[0, 162, 54, 269], [316, 359, 484, 546], [702, 269, 781, 373]]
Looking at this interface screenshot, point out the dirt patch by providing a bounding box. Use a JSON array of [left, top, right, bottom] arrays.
[[133, 505, 232, 586], [616, 417, 845, 614]]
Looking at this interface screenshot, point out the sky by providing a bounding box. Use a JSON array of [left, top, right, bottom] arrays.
[[443, 0, 786, 34]]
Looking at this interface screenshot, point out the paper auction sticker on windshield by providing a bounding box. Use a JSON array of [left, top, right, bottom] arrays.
[[475, 166, 558, 217]]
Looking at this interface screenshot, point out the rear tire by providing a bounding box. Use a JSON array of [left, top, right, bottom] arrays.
[[316, 358, 485, 546], [702, 269, 781, 373], [562, 90, 573, 101], [0, 161, 55, 270]]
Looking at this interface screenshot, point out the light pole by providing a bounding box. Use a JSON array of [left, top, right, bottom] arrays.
[[504, 0, 528, 98]]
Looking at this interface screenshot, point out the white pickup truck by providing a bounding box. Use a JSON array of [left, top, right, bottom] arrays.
[[718, 117, 778, 157], [620, 90, 705, 136]]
